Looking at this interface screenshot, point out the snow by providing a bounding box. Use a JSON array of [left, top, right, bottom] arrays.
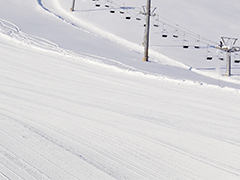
[[0, 0, 240, 179]]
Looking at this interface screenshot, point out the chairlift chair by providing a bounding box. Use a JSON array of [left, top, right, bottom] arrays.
[[136, 13, 141, 21], [126, 12, 131, 20], [162, 29, 168, 38], [120, 9, 125, 14], [120, 3, 125, 14], [173, 25, 179, 38], [183, 40, 189, 49], [110, 4, 115, 14], [153, 18, 159, 27], [153, 15, 159, 27], [194, 40, 200, 49], [110, 9, 115, 13], [154, 22, 159, 27], [218, 51, 224, 61], [234, 53, 240, 63], [136, 16, 141, 21], [183, 35, 189, 48], [95, 0, 100, 7], [173, 30, 178, 38], [207, 56, 213, 60], [105, 1, 110, 8], [161, 24, 167, 38], [206, 51, 213, 60]]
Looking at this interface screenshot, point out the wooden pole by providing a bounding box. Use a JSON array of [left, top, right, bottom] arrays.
[[143, 0, 151, 62], [70, 0, 76, 12]]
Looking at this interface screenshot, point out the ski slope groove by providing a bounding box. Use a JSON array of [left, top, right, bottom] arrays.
[[1, 0, 240, 179]]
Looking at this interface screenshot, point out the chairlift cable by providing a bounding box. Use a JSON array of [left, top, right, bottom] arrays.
[[89, 0, 219, 48], [158, 16, 218, 46]]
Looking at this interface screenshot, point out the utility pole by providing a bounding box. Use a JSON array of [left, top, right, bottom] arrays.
[[70, 0, 76, 12], [143, 0, 151, 62]]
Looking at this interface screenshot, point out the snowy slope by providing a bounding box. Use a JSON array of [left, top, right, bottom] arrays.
[[1, 0, 240, 180]]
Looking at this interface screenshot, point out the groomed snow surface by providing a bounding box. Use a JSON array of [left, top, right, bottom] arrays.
[[1, 0, 240, 179]]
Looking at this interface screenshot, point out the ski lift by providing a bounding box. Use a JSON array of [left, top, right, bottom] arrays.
[[162, 24, 168, 38], [183, 34, 189, 48], [173, 30, 178, 38], [105, 0, 110, 8], [194, 40, 200, 49], [172, 25, 179, 38], [194, 37, 200, 49], [120, 8, 125, 14], [120, 3, 125, 14], [218, 51, 224, 61], [126, 12, 131, 20], [110, 8, 115, 13], [162, 30, 168, 38], [136, 13, 141, 21], [206, 47, 213, 60], [206, 52, 213, 60], [234, 53, 240, 63], [136, 16, 141, 21], [110, 3, 115, 14], [126, 16, 131, 20], [183, 40, 189, 49], [154, 21, 159, 27], [153, 15, 159, 27], [95, 0, 100, 7]]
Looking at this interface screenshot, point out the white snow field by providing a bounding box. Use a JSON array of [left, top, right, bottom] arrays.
[[1, 0, 240, 179]]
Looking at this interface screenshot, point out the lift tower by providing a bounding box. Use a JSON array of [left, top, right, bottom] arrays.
[[216, 37, 240, 76]]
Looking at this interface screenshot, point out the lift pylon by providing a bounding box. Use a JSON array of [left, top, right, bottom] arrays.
[[216, 37, 240, 76]]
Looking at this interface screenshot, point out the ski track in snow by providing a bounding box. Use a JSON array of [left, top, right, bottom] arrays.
[[0, 19, 61, 53], [0, 64, 240, 179], [1, 1, 240, 179], [0, 18, 139, 74], [0, 17, 159, 80], [1, 109, 240, 180]]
